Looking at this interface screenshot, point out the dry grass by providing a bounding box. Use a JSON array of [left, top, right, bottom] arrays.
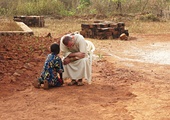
[[127, 21, 170, 34], [1, 17, 170, 36], [30, 18, 85, 38], [31, 18, 170, 38], [0, 19, 23, 31]]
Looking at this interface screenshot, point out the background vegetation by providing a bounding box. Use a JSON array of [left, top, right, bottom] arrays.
[[0, 0, 170, 20], [1, 0, 170, 35]]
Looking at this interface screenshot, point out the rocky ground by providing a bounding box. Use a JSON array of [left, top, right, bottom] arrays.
[[0, 32, 170, 120]]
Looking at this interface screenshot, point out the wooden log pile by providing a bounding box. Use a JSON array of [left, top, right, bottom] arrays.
[[80, 20, 129, 40], [13, 15, 45, 27]]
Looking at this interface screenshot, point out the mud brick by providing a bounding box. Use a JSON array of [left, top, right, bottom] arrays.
[[97, 28, 109, 32], [117, 22, 125, 27], [81, 27, 90, 32], [87, 29, 93, 38], [112, 29, 120, 38], [81, 23, 90, 29], [107, 27, 115, 32], [26, 16, 45, 27], [95, 36, 102, 39], [90, 26, 98, 37], [108, 27, 120, 38], [117, 22, 125, 30], [120, 28, 125, 32], [96, 31, 112, 39], [94, 20, 104, 23], [39, 17, 45, 27], [80, 20, 128, 39], [95, 32, 104, 39], [118, 28, 128, 36], [80, 29, 93, 38], [89, 23, 98, 29], [13, 15, 45, 27], [120, 33, 128, 40], [13, 18, 22, 22], [95, 33, 106, 39], [120, 26, 125, 30], [13, 16, 26, 21], [80, 30, 87, 37], [114, 27, 125, 34], [96, 23, 102, 28], [104, 21, 117, 27], [109, 22, 118, 28], [105, 31, 113, 39], [97, 31, 112, 36], [96, 35, 110, 39], [123, 30, 129, 36], [99, 23, 109, 28], [89, 23, 109, 29]]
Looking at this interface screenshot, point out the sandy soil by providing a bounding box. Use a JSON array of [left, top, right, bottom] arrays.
[[0, 32, 170, 120]]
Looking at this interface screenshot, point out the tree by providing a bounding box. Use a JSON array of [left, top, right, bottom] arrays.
[[109, 0, 126, 13]]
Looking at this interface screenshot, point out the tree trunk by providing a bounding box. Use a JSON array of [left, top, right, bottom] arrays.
[[116, 0, 122, 13]]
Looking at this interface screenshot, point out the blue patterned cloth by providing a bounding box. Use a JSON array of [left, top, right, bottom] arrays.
[[39, 53, 64, 87]]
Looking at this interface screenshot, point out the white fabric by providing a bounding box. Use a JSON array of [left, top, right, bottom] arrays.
[[85, 40, 95, 84], [60, 34, 95, 84]]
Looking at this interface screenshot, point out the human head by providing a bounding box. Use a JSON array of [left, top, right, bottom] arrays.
[[50, 43, 60, 54], [62, 35, 74, 48]]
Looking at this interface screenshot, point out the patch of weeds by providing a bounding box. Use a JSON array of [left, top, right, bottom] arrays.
[[139, 13, 160, 22], [17, 45, 21, 51], [29, 46, 34, 52], [40, 44, 45, 53], [98, 53, 103, 59], [36, 38, 39, 43]]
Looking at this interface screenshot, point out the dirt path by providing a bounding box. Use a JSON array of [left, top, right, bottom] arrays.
[[0, 33, 170, 120], [97, 33, 170, 120]]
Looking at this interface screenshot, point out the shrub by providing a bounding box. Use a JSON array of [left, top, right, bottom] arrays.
[[139, 13, 160, 22]]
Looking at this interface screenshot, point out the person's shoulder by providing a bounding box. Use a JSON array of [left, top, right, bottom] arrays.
[[60, 35, 66, 41], [47, 53, 52, 57], [47, 53, 54, 58], [74, 34, 85, 41], [74, 33, 83, 37]]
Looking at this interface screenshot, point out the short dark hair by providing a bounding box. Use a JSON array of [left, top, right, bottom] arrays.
[[50, 43, 60, 54], [62, 35, 72, 45]]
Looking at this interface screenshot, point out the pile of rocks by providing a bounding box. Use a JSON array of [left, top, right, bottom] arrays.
[[13, 15, 45, 27], [80, 20, 129, 40]]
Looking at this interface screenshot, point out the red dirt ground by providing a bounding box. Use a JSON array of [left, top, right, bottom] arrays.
[[0, 33, 170, 120]]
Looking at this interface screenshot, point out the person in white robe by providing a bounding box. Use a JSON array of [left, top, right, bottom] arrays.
[[85, 40, 95, 84], [60, 33, 95, 86]]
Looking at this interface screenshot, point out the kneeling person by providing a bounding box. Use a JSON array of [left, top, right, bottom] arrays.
[[33, 43, 64, 89], [60, 34, 91, 86]]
